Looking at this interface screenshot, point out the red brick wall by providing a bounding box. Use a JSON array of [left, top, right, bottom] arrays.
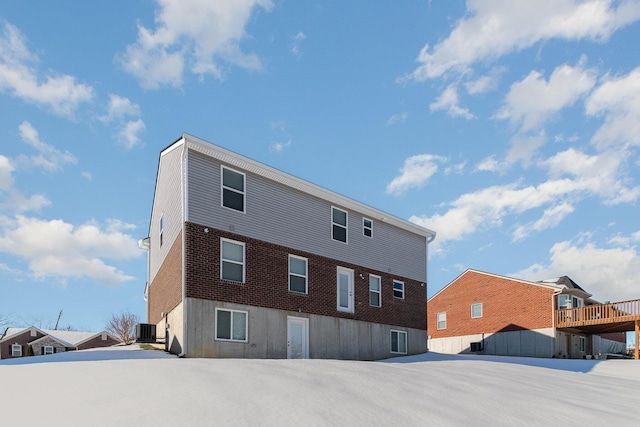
[[77, 334, 122, 350], [148, 231, 183, 325], [184, 222, 426, 330], [0, 329, 45, 359], [599, 332, 627, 343], [427, 270, 555, 338]]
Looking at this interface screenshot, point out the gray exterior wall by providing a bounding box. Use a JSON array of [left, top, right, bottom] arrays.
[[428, 328, 555, 358], [184, 297, 426, 360], [186, 149, 427, 282], [149, 143, 184, 284]]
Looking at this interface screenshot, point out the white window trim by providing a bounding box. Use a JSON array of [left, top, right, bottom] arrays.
[[390, 330, 407, 354], [363, 217, 373, 238], [215, 308, 249, 343], [331, 206, 348, 244], [437, 312, 446, 330], [288, 254, 308, 294], [471, 303, 483, 319], [221, 165, 246, 213], [558, 294, 569, 309], [43, 345, 54, 355], [11, 344, 22, 357], [220, 238, 246, 283], [393, 280, 405, 300], [369, 274, 381, 307]]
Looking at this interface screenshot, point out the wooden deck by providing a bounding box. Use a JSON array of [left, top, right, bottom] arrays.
[[556, 299, 640, 360]]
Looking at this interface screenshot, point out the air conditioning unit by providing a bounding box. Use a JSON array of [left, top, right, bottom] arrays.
[[470, 342, 483, 352], [136, 323, 156, 343]]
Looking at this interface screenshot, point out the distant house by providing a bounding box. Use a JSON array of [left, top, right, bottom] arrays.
[[0, 327, 121, 359], [427, 269, 627, 358], [140, 134, 436, 359]]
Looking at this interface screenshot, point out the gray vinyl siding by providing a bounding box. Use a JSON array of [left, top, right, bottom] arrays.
[[149, 143, 184, 283], [187, 150, 427, 282]]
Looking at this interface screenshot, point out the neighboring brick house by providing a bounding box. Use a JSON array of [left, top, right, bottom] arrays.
[[427, 269, 626, 358], [140, 134, 436, 360], [0, 327, 121, 359]]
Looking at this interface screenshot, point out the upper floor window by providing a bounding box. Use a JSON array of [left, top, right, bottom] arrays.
[[222, 166, 245, 212], [369, 274, 381, 307], [221, 238, 245, 283], [437, 312, 446, 330], [11, 344, 22, 357], [471, 303, 482, 318], [558, 294, 569, 309], [363, 218, 373, 238], [332, 207, 347, 243], [289, 255, 308, 294], [393, 280, 404, 299]]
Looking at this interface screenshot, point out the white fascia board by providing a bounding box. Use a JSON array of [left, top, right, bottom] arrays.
[[183, 133, 436, 240]]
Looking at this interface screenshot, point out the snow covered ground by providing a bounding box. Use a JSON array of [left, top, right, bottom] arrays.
[[2, 346, 639, 426]]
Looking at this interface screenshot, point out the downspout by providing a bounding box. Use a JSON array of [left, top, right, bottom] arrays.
[[425, 232, 436, 352], [138, 237, 151, 321], [179, 138, 188, 358], [552, 289, 561, 357]]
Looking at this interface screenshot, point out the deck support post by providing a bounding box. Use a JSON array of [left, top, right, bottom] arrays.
[[633, 320, 640, 360]]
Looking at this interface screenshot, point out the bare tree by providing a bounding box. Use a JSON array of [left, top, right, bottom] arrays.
[[105, 310, 140, 345], [0, 313, 12, 331]]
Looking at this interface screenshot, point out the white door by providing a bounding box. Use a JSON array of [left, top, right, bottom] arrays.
[[337, 267, 354, 313], [287, 317, 309, 359]]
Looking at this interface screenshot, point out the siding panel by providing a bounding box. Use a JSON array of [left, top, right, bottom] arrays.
[[187, 150, 427, 282]]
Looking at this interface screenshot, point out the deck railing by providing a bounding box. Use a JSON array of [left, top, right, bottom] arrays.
[[556, 299, 640, 328]]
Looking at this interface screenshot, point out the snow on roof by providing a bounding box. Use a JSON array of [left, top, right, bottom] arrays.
[[0, 327, 107, 346]]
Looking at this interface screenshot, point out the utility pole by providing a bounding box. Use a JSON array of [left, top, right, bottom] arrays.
[[54, 309, 63, 330]]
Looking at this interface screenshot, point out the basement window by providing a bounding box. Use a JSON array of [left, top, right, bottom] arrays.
[[391, 330, 407, 354], [215, 308, 248, 342]]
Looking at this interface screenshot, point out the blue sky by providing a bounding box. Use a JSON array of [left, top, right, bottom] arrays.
[[1, 1, 639, 333]]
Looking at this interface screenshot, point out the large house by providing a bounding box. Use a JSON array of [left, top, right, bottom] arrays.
[[0, 327, 120, 359], [427, 269, 627, 358], [140, 134, 436, 359]]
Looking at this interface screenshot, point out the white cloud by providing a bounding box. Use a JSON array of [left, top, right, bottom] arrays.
[[0, 154, 50, 213], [430, 85, 475, 119], [118, 119, 146, 150], [291, 31, 306, 59], [81, 171, 92, 180], [386, 154, 446, 196], [512, 237, 640, 302], [474, 156, 507, 173], [0, 22, 93, 116], [100, 94, 146, 149], [506, 132, 547, 166], [386, 112, 408, 126], [512, 202, 575, 241], [0, 215, 141, 286], [101, 94, 141, 122], [16, 121, 77, 172], [444, 161, 466, 175], [496, 60, 597, 131], [404, 0, 640, 81], [119, 0, 273, 89], [586, 66, 640, 149], [269, 140, 292, 153]]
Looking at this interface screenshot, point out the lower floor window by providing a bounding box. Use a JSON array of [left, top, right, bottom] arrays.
[[44, 346, 54, 355], [11, 344, 22, 357], [391, 330, 407, 354], [215, 308, 248, 342]]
